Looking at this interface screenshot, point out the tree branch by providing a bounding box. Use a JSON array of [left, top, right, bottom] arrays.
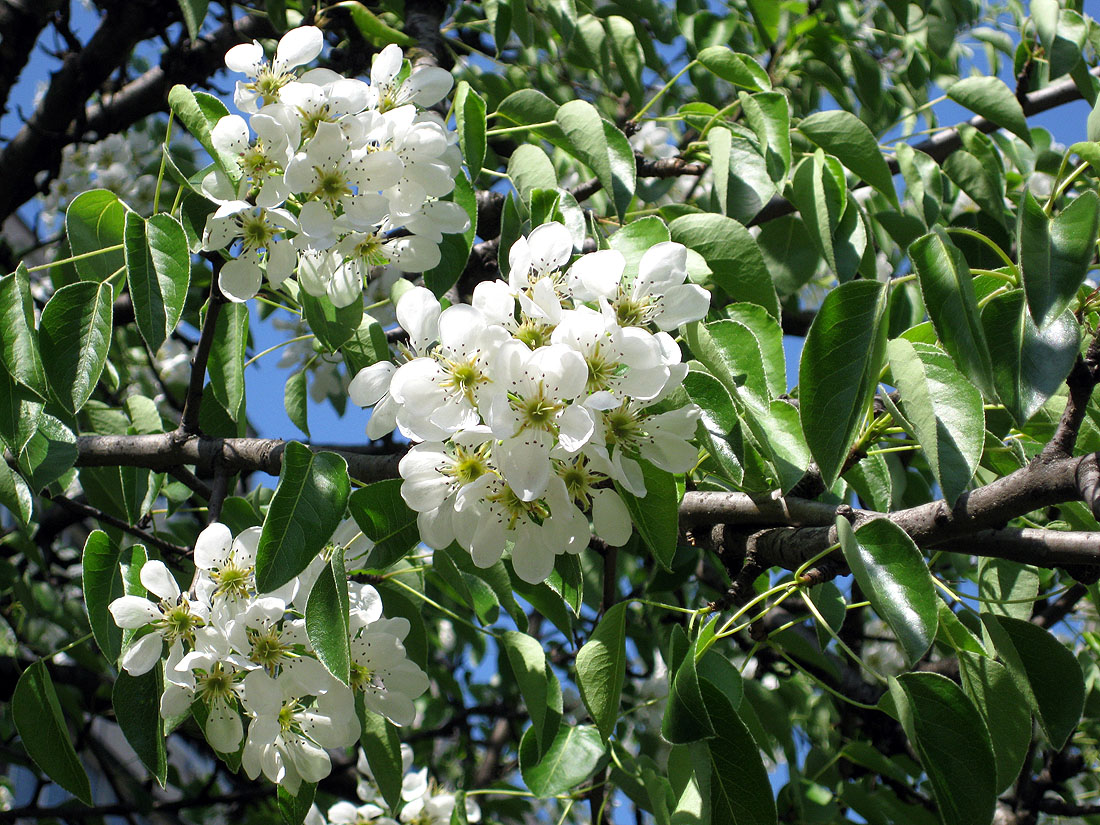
[[178, 280, 225, 435], [37, 491, 190, 557]]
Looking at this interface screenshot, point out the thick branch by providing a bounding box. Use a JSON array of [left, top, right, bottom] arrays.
[[75, 433, 402, 481], [178, 283, 225, 435], [0, 0, 67, 117], [1042, 326, 1100, 460]]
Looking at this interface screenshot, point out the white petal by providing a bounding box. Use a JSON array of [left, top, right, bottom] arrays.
[[205, 697, 244, 752], [109, 596, 160, 629], [592, 489, 633, 546], [568, 249, 625, 301], [406, 67, 454, 106], [195, 522, 233, 570], [350, 362, 396, 407], [396, 286, 441, 354], [140, 560, 181, 601], [225, 41, 265, 75], [510, 533, 555, 583], [556, 404, 594, 453], [635, 241, 688, 298], [274, 26, 324, 73], [120, 632, 164, 675], [496, 439, 551, 502], [655, 284, 711, 331], [219, 257, 263, 302], [526, 222, 573, 274]]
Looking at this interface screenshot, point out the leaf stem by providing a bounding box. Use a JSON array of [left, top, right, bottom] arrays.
[[632, 60, 698, 122], [25, 243, 125, 273]]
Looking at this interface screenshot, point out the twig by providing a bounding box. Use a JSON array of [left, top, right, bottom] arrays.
[[38, 491, 189, 558]]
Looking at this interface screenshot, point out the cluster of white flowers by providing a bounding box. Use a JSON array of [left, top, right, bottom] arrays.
[[350, 221, 709, 583], [307, 744, 481, 825], [107, 521, 428, 795], [202, 27, 469, 305], [38, 128, 163, 230]]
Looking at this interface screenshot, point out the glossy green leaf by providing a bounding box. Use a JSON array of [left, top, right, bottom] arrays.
[[614, 459, 678, 571], [357, 698, 404, 810], [176, 0, 209, 40], [909, 230, 994, 396], [519, 723, 605, 798], [349, 479, 420, 570], [981, 290, 1079, 425], [507, 144, 557, 203], [328, 1, 414, 46], [278, 782, 316, 825], [125, 212, 190, 352], [838, 518, 938, 667], [255, 443, 351, 593], [977, 557, 1038, 621], [306, 547, 351, 683], [82, 530, 124, 662], [207, 301, 248, 422], [787, 150, 846, 277], [697, 45, 771, 91], [687, 319, 771, 411], [113, 667, 167, 786], [13, 660, 93, 804], [887, 339, 984, 504], [684, 369, 743, 484], [0, 264, 46, 398], [65, 190, 127, 284], [167, 85, 239, 183], [284, 370, 309, 438], [891, 672, 996, 825], [799, 110, 898, 206], [0, 458, 32, 526], [18, 413, 77, 491], [708, 126, 775, 225], [575, 602, 627, 740], [1019, 189, 1099, 327], [663, 634, 716, 744], [669, 213, 779, 318], [740, 91, 791, 181], [698, 679, 777, 825], [981, 614, 1085, 750], [455, 81, 487, 178], [609, 216, 670, 279], [503, 630, 561, 751], [799, 280, 887, 485], [957, 651, 1031, 793], [556, 100, 636, 220], [424, 171, 477, 299], [39, 281, 113, 415], [605, 15, 644, 105], [946, 76, 1031, 144]]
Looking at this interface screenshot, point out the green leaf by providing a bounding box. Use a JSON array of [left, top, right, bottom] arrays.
[[696, 45, 771, 91], [82, 530, 123, 662], [799, 110, 899, 206], [306, 547, 351, 683], [167, 85, 239, 184], [503, 630, 561, 751], [708, 126, 775, 225], [981, 614, 1084, 750], [66, 190, 127, 284], [508, 145, 557, 203], [909, 230, 994, 396], [740, 91, 791, 182], [0, 264, 47, 398], [555, 100, 636, 220], [342, 312, 390, 375], [284, 371, 309, 438], [348, 479, 420, 570], [39, 281, 113, 415], [957, 651, 1031, 793], [886, 339, 984, 504], [326, 1, 415, 46], [519, 723, 606, 798], [1032, 0, 1059, 56], [357, 695, 404, 810], [176, 0, 209, 41], [977, 557, 1039, 622], [981, 291, 1079, 425], [1019, 189, 1099, 327], [454, 81, 487, 178], [614, 459, 678, 571], [756, 215, 819, 297], [684, 369, 743, 484], [18, 413, 77, 491], [946, 76, 1032, 144], [787, 151, 846, 278], [575, 602, 628, 741], [669, 213, 779, 318], [13, 660, 93, 804], [113, 668, 167, 786], [662, 635, 715, 744], [278, 782, 316, 825], [890, 672, 996, 825], [798, 280, 887, 485], [125, 213, 190, 352], [423, 171, 477, 299], [207, 301, 248, 422], [255, 443, 351, 593], [687, 320, 772, 411], [0, 458, 32, 526], [837, 518, 938, 667], [698, 679, 777, 825], [605, 16, 645, 106], [301, 289, 363, 352]]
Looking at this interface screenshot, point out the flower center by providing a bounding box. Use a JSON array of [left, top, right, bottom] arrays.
[[488, 483, 549, 529], [513, 385, 564, 434], [352, 233, 390, 267], [197, 663, 235, 704], [160, 602, 203, 646], [212, 562, 252, 601], [237, 212, 276, 251], [514, 320, 551, 349], [350, 662, 375, 692], [604, 405, 645, 447], [248, 627, 290, 670], [444, 443, 490, 487], [313, 167, 351, 206], [614, 295, 652, 327], [252, 66, 293, 105]]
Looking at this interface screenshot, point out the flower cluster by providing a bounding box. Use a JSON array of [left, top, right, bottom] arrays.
[[350, 222, 709, 583], [202, 27, 469, 304], [308, 744, 481, 825], [108, 521, 428, 794]]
